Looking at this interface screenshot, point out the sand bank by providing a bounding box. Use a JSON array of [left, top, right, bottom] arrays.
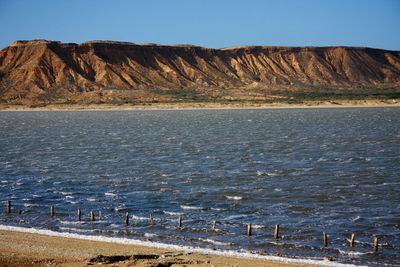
[[0, 226, 354, 267], [0, 100, 399, 112]]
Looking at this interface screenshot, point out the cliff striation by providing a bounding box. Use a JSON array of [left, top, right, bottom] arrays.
[[0, 40, 399, 103]]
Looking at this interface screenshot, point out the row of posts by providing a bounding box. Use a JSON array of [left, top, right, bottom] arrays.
[[5, 201, 380, 252]]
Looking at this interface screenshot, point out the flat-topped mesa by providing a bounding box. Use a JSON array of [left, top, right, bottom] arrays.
[[9, 40, 63, 47], [0, 40, 399, 103]]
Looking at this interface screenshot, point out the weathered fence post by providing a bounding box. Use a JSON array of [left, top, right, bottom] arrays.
[[274, 224, 280, 240], [350, 233, 355, 247], [211, 220, 216, 230], [373, 236, 379, 252], [150, 214, 154, 226], [50, 205, 54, 217], [323, 232, 328, 247], [90, 210, 95, 222], [247, 224, 252, 236], [6, 200, 11, 214], [98, 211, 102, 220], [77, 208, 81, 221], [125, 212, 129, 226], [178, 216, 182, 228]]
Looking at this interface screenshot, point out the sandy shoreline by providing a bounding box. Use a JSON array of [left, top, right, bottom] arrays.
[[0, 227, 342, 267], [0, 99, 399, 112]]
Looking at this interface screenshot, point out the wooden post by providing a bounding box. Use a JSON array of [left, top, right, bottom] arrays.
[[323, 232, 328, 247], [98, 211, 102, 220], [373, 236, 379, 252], [50, 205, 54, 217], [125, 212, 129, 226], [178, 216, 182, 228], [150, 214, 154, 226], [211, 220, 216, 230], [274, 224, 279, 240], [350, 233, 355, 247], [18, 209, 22, 215], [7, 200, 11, 214], [77, 208, 81, 221], [247, 224, 252, 236], [90, 210, 95, 222]]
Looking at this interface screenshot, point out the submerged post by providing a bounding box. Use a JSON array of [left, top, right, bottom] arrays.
[[323, 232, 328, 247], [178, 216, 182, 228], [77, 208, 81, 221], [350, 233, 355, 247], [6, 200, 11, 214], [274, 224, 280, 240], [90, 210, 95, 222], [125, 212, 129, 226], [211, 220, 216, 230], [98, 211, 102, 220], [50, 205, 54, 217], [247, 224, 252, 236], [373, 236, 379, 252], [150, 214, 154, 226]]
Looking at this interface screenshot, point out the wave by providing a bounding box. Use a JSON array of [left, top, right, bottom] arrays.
[[131, 215, 148, 221], [163, 211, 184, 216], [0, 225, 361, 267], [197, 237, 233, 246], [23, 203, 39, 207], [180, 205, 204, 210], [339, 250, 371, 257], [105, 192, 117, 197], [225, 196, 243, 201], [256, 171, 278, 177]]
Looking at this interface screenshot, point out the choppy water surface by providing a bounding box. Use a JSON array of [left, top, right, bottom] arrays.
[[0, 108, 399, 266]]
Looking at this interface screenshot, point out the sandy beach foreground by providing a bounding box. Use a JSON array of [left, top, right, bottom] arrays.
[[0, 99, 399, 112], [0, 228, 341, 267]]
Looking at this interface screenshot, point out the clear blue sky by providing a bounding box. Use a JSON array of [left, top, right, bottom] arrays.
[[0, 0, 399, 50]]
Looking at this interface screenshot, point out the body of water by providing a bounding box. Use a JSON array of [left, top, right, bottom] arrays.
[[0, 108, 399, 266]]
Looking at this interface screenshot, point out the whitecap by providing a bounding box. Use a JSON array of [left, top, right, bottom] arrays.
[[225, 214, 246, 220], [163, 211, 184, 216], [225, 196, 243, 201], [87, 198, 97, 202], [211, 208, 225, 211], [23, 203, 39, 207], [144, 233, 157, 238], [339, 250, 370, 257], [105, 192, 117, 197], [197, 238, 233, 246], [131, 215, 148, 221], [180, 205, 203, 210], [350, 216, 362, 222]]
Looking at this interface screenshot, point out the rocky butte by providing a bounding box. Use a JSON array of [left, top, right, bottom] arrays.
[[0, 40, 399, 103]]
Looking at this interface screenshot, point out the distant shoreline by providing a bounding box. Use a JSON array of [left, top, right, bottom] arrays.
[[0, 99, 399, 112]]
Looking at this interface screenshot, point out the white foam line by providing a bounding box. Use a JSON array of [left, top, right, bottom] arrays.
[[0, 225, 363, 267]]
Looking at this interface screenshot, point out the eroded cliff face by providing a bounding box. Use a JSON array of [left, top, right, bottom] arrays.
[[0, 40, 399, 103]]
